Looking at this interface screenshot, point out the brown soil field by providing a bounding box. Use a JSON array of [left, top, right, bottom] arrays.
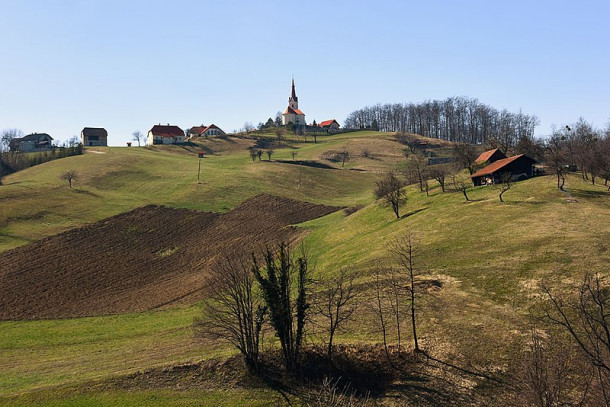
[[0, 195, 339, 320]]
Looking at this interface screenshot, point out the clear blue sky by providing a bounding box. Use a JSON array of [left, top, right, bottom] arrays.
[[1, 0, 609, 146]]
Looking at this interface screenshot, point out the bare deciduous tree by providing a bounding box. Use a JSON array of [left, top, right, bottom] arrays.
[[316, 268, 358, 366], [338, 150, 350, 167], [1, 128, 23, 152], [403, 152, 428, 192], [291, 151, 298, 161], [132, 130, 143, 147], [248, 148, 258, 162], [452, 142, 479, 175], [195, 256, 266, 371], [265, 149, 274, 161], [390, 232, 421, 352], [373, 171, 407, 219], [430, 165, 449, 192], [542, 273, 610, 404], [497, 172, 511, 202], [60, 170, 78, 188]]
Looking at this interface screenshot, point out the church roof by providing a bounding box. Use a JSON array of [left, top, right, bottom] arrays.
[[283, 106, 305, 115]]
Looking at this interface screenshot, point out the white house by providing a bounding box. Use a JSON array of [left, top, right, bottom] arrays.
[[188, 124, 226, 138], [147, 124, 186, 145]]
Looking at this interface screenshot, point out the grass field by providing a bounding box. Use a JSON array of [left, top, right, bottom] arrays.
[[1, 131, 609, 405]]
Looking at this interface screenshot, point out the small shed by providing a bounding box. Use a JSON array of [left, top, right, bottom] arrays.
[[471, 154, 536, 186]]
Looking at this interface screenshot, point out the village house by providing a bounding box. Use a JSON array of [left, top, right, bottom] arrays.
[[282, 79, 306, 129], [9, 133, 53, 152], [475, 148, 507, 165], [147, 124, 185, 145], [188, 124, 225, 138], [471, 154, 536, 186], [318, 119, 340, 132], [81, 127, 108, 146]]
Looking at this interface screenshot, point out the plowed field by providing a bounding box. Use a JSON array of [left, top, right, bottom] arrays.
[[0, 195, 339, 320]]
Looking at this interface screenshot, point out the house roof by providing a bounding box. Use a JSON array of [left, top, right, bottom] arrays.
[[21, 133, 53, 141], [189, 124, 223, 135], [475, 148, 504, 164], [471, 154, 527, 178], [283, 106, 305, 115], [189, 126, 207, 134], [82, 127, 108, 137], [150, 124, 184, 138], [319, 119, 339, 127]]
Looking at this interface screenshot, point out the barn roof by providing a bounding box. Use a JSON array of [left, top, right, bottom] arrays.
[[150, 124, 184, 138], [21, 133, 53, 141], [471, 155, 527, 178], [475, 149, 501, 163], [82, 127, 108, 137]]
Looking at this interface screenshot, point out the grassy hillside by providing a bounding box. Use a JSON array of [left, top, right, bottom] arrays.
[[0, 131, 391, 252], [1, 131, 609, 405]]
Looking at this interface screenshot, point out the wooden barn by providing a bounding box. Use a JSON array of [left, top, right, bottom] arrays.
[[471, 154, 536, 186], [81, 127, 108, 146]]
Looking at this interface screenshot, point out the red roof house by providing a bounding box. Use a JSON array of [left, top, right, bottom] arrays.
[[147, 124, 185, 145]]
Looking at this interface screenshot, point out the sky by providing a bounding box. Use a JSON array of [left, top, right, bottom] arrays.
[[1, 0, 609, 146]]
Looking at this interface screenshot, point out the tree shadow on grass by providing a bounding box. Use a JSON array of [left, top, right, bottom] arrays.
[[400, 208, 427, 219], [570, 188, 610, 200], [74, 188, 102, 198]]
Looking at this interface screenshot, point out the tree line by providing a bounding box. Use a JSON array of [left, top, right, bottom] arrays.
[[344, 96, 539, 147]]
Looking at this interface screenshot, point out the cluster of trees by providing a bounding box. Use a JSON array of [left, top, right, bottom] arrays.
[[344, 96, 539, 147], [0, 129, 83, 186], [196, 244, 360, 373], [542, 119, 610, 190], [197, 235, 429, 376]]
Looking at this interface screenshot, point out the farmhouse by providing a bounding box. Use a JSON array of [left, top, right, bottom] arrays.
[[81, 127, 108, 146], [319, 119, 340, 132], [9, 133, 53, 152], [282, 79, 306, 129], [471, 154, 536, 186], [188, 124, 225, 138], [475, 148, 507, 164], [147, 124, 185, 145]]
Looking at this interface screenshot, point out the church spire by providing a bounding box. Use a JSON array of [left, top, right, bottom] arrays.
[[291, 78, 297, 101], [288, 77, 298, 109]]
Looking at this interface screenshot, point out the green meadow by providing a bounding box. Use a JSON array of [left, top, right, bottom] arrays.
[[1, 131, 609, 405]]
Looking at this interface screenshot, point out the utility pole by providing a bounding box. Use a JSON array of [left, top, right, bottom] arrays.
[[197, 151, 204, 183]]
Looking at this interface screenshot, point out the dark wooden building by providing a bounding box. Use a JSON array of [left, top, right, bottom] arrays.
[[471, 154, 536, 186], [81, 127, 108, 146]]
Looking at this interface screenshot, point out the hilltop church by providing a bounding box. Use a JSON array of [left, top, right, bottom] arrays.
[[282, 79, 306, 128]]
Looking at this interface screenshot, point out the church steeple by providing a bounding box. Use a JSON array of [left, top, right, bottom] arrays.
[[288, 78, 298, 109]]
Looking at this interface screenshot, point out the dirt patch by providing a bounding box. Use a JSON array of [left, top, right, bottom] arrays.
[[0, 195, 339, 320]]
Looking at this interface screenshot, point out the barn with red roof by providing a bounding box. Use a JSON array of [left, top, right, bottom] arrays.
[[471, 154, 536, 186]]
